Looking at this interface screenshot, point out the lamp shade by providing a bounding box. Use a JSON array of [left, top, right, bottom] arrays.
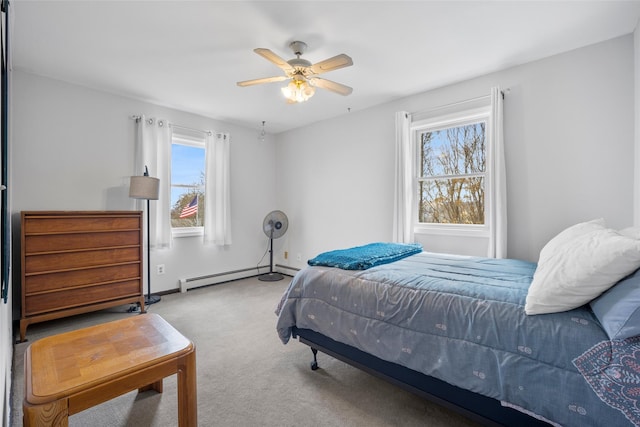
[[281, 78, 315, 103], [129, 176, 160, 200]]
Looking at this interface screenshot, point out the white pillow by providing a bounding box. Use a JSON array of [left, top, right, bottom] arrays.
[[538, 218, 605, 262], [620, 226, 640, 240], [525, 226, 640, 315]]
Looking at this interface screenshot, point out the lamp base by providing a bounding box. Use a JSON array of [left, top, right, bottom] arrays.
[[145, 294, 161, 305], [258, 272, 284, 282]]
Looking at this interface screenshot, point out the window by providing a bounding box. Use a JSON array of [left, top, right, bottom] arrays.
[[395, 88, 504, 256], [412, 106, 490, 232], [171, 131, 206, 236]]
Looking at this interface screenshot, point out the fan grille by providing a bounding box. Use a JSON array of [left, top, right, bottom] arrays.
[[262, 210, 288, 239]]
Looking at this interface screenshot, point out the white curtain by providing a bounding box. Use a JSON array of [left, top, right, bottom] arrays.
[[487, 87, 507, 258], [134, 115, 172, 249], [204, 132, 232, 245], [393, 111, 413, 243]]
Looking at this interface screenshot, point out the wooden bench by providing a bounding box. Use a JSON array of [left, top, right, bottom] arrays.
[[23, 313, 197, 426]]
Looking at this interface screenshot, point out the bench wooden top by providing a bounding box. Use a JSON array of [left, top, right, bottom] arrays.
[[25, 313, 193, 404]]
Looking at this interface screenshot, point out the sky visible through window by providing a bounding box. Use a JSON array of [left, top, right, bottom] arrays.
[[424, 123, 485, 176], [429, 130, 452, 176], [171, 143, 205, 206]]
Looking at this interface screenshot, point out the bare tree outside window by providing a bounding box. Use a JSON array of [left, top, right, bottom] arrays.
[[418, 122, 486, 224]]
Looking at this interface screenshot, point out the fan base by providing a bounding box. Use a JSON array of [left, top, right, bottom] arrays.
[[258, 272, 284, 282], [145, 294, 161, 306]]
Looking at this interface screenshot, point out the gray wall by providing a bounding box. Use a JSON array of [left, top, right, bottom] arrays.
[[636, 21, 640, 226], [10, 71, 279, 296], [8, 35, 636, 297], [276, 35, 635, 264]]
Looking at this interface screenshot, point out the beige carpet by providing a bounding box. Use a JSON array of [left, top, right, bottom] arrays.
[[11, 276, 480, 426]]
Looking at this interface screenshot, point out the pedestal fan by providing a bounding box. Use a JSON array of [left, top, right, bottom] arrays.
[[259, 210, 288, 281]]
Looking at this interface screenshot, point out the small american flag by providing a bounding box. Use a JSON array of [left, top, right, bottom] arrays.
[[179, 196, 198, 218]]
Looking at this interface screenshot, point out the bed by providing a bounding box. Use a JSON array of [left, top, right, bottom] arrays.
[[275, 235, 640, 427]]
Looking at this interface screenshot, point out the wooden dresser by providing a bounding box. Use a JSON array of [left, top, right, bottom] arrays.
[[20, 211, 145, 341]]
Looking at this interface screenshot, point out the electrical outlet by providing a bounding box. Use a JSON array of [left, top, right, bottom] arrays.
[[284, 251, 288, 259], [157, 264, 165, 275]]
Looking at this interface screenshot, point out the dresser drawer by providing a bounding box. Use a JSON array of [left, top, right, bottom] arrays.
[[23, 215, 140, 234], [24, 230, 140, 253], [25, 247, 140, 274], [24, 263, 141, 294], [24, 280, 142, 316]]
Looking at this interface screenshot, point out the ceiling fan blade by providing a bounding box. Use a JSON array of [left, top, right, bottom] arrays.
[[254, 48, 294, 73], [308, 77, 353, 96], [237, 76, 289, 87], [308, 54, 353, 75]]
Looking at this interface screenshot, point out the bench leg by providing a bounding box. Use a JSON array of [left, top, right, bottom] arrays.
[[177, 349, 198, 427], [23, 398, 68, 427], [138, 379, 163, 393]]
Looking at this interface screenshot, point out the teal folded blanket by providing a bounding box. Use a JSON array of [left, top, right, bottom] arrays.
[[307, 242, 423, 270]]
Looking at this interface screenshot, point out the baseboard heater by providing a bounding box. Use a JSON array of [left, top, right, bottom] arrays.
[[178, 264, 300, 293], [275, 264, 300, 273]]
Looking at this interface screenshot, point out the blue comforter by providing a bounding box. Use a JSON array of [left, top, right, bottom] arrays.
[[276, 251, 636, 427]]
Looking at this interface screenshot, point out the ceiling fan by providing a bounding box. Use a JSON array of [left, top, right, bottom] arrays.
[[237, 41, 353, 103]]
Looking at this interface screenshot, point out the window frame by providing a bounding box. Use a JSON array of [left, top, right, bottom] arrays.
[[170, 132, 206, 238], [411, 105, 492, 238]]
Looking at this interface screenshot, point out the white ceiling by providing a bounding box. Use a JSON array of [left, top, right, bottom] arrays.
[[10, 1, 640, 134]]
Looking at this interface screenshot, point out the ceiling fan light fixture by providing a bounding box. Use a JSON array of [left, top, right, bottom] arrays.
[[238, 40, 352, 101], [281, 78, 315, 103]]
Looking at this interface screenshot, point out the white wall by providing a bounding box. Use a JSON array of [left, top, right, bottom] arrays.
[[635, 20, 640, 226], [276, 35, 635, 264], [10, 71, 279, 299], [0, 289, 8, 427], [0, 61, 10, 427]]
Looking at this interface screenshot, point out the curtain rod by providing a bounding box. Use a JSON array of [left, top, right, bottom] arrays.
[[410, 88, 509, 118], [130, 115, 213, 136], [170, 123, 213, 137]]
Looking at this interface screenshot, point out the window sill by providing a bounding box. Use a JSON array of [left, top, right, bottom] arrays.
[[414, 224, 489, 238], [172, 227, 204, 238]]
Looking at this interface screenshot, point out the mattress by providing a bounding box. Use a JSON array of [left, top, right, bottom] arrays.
[[276, 251, 637, 426]]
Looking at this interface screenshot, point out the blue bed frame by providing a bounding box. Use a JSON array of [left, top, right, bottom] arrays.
[[293, 327, 551, 427]]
